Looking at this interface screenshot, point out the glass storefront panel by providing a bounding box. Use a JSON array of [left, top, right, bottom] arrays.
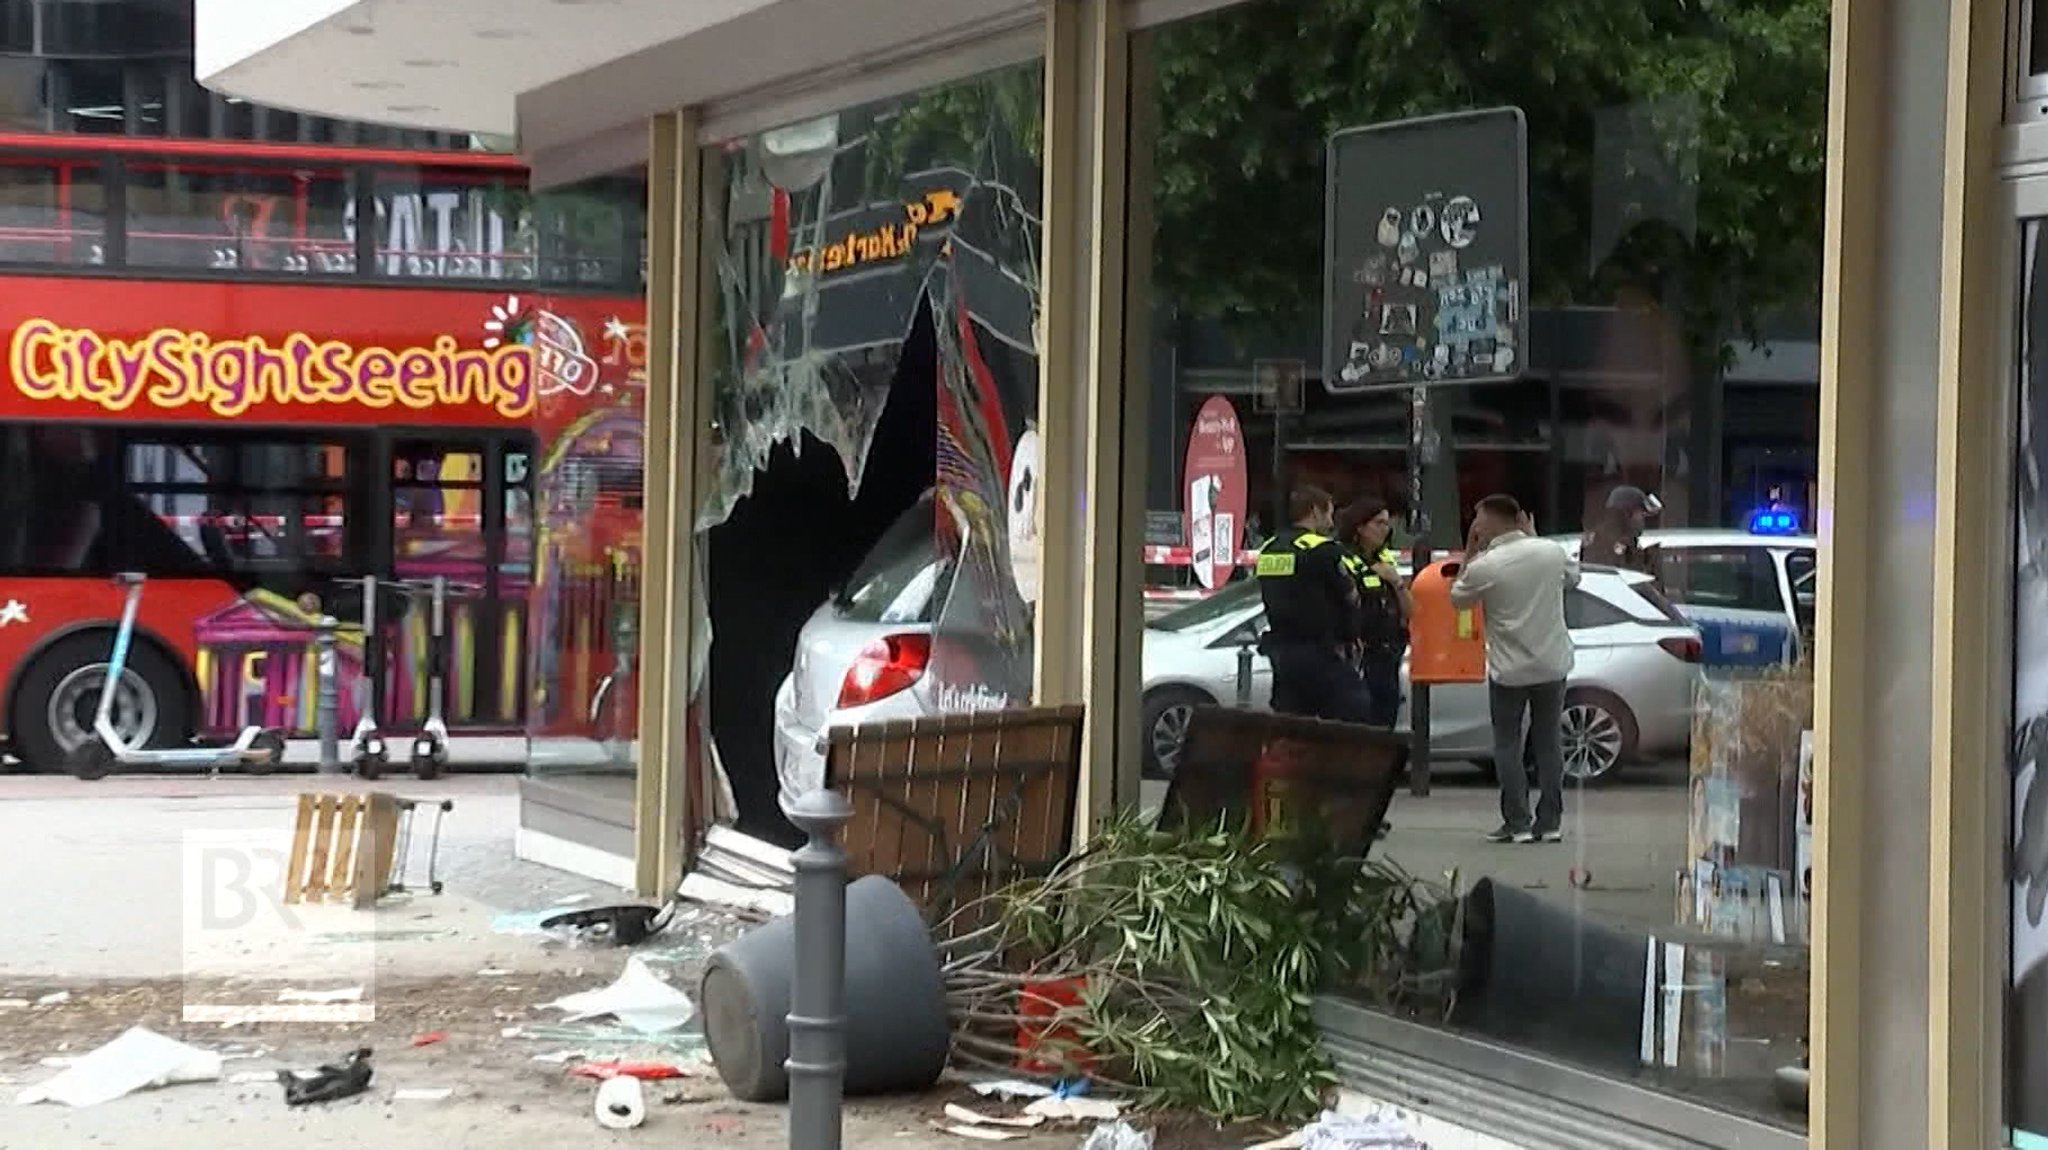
[[2013, 214, 2048, 1149], [521, 173, 651, 779], [1126, 0, 1825, 1130], [700, 62, 1044, 840]]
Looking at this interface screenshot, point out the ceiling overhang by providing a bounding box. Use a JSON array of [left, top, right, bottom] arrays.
[[195, 0, 792, 137], [199, 0, 1046, 179]]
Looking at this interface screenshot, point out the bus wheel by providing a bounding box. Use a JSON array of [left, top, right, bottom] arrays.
[[11, 633, 190, 774]]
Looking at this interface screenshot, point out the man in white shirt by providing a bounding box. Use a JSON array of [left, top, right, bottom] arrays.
[[1450, 494, 1582, 844]]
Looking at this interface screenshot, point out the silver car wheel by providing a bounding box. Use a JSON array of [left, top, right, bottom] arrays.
[[1560, 700, 1625, 781], [1151, 702, 1196, 776], [48, 664, 158, 754]]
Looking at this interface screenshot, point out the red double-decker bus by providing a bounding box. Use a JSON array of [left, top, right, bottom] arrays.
[[0, 132, 647, 769]]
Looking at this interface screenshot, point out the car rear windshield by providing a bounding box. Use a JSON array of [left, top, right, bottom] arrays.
[[1149, 579, 1260, 632], [834, 498, 947, 624], [1628, 579, 1692, 626]]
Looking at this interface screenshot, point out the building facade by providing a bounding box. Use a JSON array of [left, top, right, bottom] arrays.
[[195, 0, 2037, 1145]]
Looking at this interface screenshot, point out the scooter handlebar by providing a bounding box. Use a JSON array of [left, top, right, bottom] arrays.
[[391, 579, 485, 596]]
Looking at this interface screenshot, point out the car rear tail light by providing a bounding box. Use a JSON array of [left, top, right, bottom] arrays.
[[1657, 635, 1704, 664], [837, 634, 931, 709]]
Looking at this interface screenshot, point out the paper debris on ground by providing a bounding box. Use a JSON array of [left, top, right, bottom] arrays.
[[545, 957, 695, 1034], [34, 991, 70, 1006], [393, 1087, 454, 1102], [1025, 1096, 1124, 1122], [932, 1122, 1027, 1142], [229, 1071, 277, 1086], [477, 967, 513, 977], [1281, 1109, 1431, 1150], [15, 1027, 224, 1107], [1078, 1122, 1154, 1150], [277, 987, 363, 1004], [530, 1051, 588, 1065], [969, 1078, 1055, 1101], [943, 1102, 1045, 1129]]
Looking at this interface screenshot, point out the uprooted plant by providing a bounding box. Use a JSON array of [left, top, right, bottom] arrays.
[[935, 813, 1463, 1123]]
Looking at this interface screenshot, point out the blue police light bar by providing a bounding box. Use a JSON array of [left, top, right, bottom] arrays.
[[1748, 508, 1801, 535]]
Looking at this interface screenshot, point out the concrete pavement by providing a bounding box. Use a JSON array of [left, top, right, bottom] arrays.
[[0, 769, 1673, 1150]]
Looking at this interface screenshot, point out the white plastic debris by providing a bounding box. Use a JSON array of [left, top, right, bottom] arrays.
[[1287, 1109, 1432, 1150], [1078, 1121, 1154, 1150], [594, 1075, 646, 1129], [393, 1087, 454, 1102], [35, 991, 70, 1006], [969, 1078, 1055, 1101], [15, 1027, 224, 1107], [546, 957, 695, 1034]]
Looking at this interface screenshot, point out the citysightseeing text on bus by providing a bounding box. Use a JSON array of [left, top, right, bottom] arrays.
[[7, 319, 537, 419]]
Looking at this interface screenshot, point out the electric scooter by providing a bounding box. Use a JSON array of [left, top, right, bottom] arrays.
[[398, 576, 479, 780], [334, 576, 390, 779], [65, 573, 286, 780], [587, 602, 637, 770]]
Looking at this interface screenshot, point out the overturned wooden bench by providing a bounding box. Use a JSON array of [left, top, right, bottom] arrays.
[[823, 704, 1085, 927], [1158, 705, 1407, 858]]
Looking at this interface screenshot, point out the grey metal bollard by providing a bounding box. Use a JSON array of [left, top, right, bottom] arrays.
[[314, 616, 342, 774], [785, 789, 853, 1150], [1235, 643, 1254, 707]]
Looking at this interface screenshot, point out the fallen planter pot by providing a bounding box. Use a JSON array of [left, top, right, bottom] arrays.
[[699, 874, 950, 1101], [1456, 878, 1648, 1068]]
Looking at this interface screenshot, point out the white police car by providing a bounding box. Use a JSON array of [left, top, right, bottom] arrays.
[[1559, 512, 1815, 667]]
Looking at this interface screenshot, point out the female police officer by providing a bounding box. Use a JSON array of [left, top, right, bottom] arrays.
[[1338, 497, 1412, 728]]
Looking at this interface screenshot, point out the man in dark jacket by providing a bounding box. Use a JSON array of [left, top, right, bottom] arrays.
[[1581, 485, 1663, 577]]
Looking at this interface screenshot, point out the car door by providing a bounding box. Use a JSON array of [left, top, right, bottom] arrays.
[[1781, 546, 1817, 638], [1656, 545, 1797, 666]]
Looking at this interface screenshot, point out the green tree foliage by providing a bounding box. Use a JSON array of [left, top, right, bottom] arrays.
[[829, 0, 1829, 357], [1143, 0, 1829, 350], [861, 64, 1045, 194]]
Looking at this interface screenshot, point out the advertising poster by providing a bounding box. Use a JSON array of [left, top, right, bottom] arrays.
[[1182, 396, 1248, 591], [1322, 107, 1529, 394], [2014, 218, 2048, 1146]]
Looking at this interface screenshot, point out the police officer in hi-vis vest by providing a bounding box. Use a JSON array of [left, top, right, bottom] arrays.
[[1338, 497, 1412, 727], [1255, 486, 1372, 722]]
